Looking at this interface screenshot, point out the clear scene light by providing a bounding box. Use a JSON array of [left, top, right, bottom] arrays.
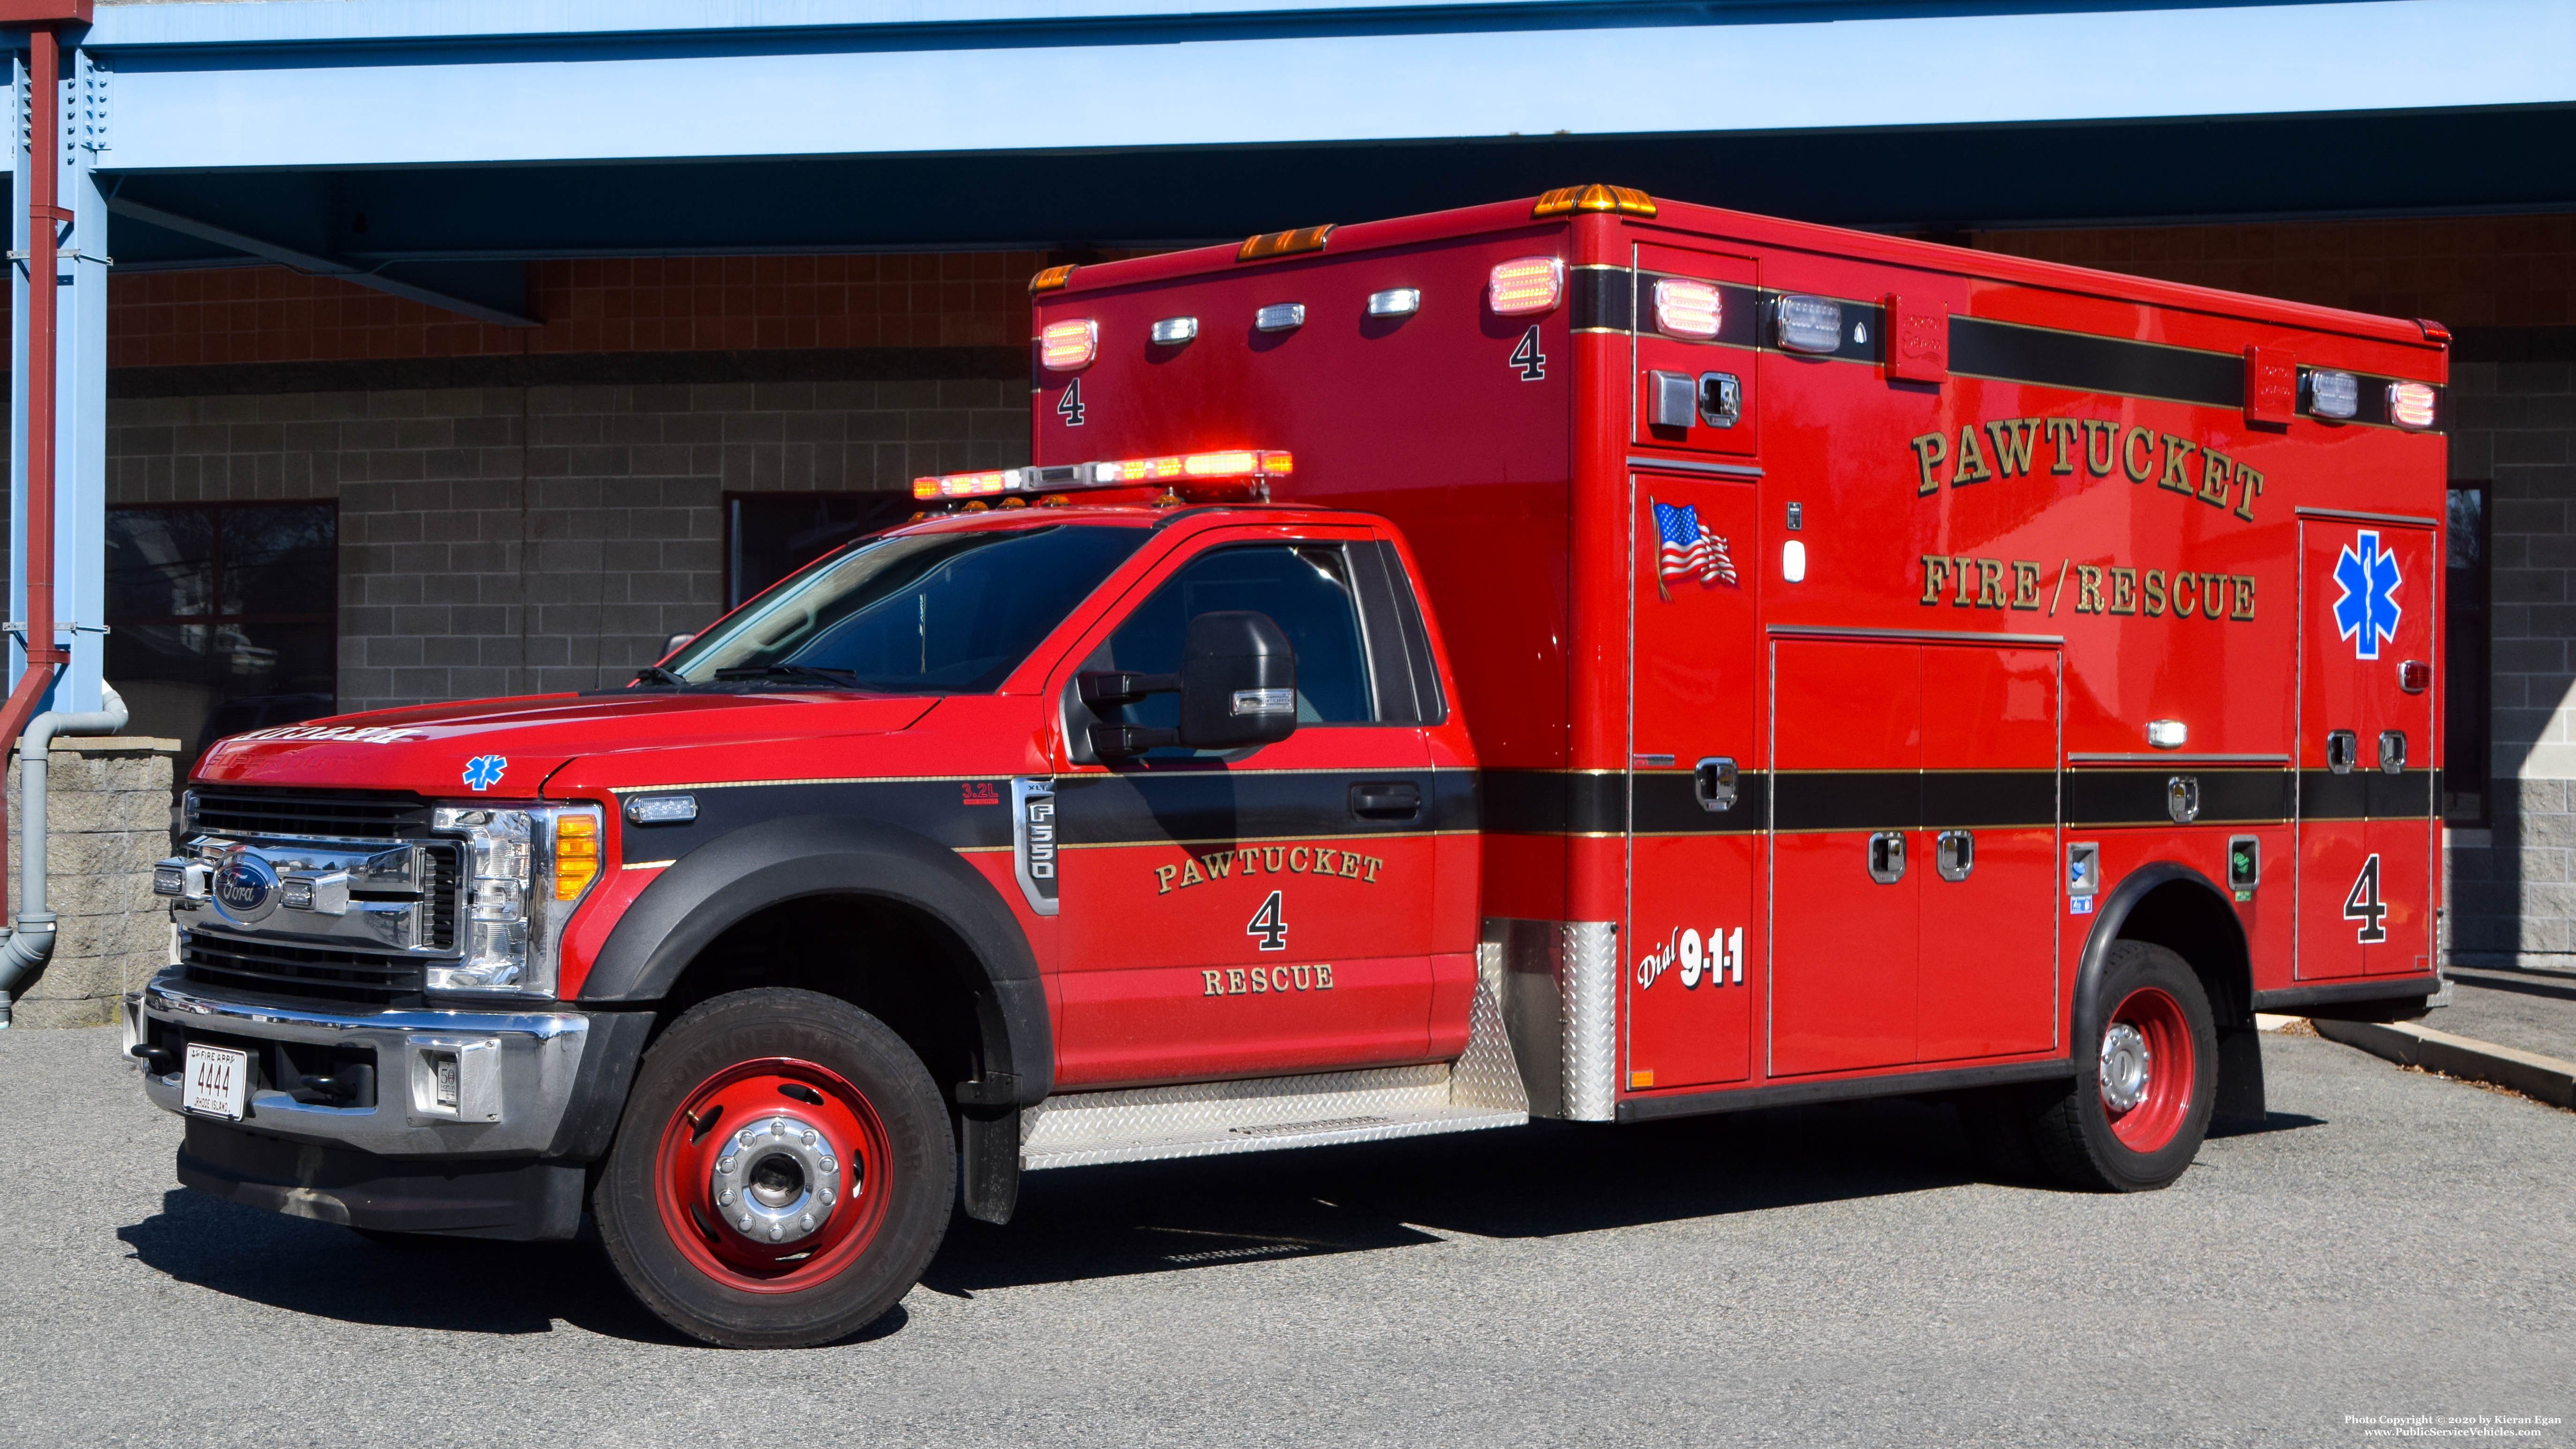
[[1367, 287, 1421, 317], [1039, 318, 1098, 370], [1150, 316, 1199, 344], [1254, 303, 1306, 332], [1487, 256, 1564, 316], [1774, 295, 1844, 354], [2309, 369, 2359, 419], [1653, 278, 1722, 339]]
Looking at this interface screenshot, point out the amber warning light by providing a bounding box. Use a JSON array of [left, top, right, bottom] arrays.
[[915, 449, 1294, 500]]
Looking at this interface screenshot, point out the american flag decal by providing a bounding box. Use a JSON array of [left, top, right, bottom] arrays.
[[1652, 500, 1739, 595]]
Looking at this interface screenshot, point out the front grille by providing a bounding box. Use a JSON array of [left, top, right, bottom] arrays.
[[181, 933, 426, 1008], [423, 847, 459, 950], [191, 787, 432, 842]]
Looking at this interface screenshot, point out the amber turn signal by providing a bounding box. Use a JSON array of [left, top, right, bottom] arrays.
[[554, 813, 599, 901]]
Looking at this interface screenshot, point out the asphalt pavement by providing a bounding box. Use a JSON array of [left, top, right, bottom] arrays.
[[2, 1024, 2568, 1449]]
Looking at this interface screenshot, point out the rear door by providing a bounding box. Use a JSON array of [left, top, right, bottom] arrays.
[[1625, 474, 1760, 1090], [2297, 516, 2440, 979]]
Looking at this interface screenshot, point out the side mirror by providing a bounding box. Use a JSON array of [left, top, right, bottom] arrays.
[[1177, 610, 1298, 750], [1081, 611, 1298, 759], [660, 632, 696, 659]]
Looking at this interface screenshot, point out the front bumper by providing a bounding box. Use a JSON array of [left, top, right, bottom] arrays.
[[140, 971, 600, 1158]]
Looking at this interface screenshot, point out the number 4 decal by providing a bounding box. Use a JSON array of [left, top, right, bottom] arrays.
[[1056, 377, 1086, 426], [1509, 324, 1546, 381], [2345, 853, 2389, 943], [1247, 890, 1288, 952]]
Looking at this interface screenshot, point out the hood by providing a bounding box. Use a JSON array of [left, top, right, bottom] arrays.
[[194, 689, 939, 799]]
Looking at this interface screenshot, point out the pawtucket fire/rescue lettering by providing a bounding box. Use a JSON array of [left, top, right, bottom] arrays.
[[1921, 556, 2257, 621], [1907, 417, 2267, 522], [1155, 845, 1385, 894]]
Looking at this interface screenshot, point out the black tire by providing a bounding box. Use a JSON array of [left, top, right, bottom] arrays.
[[594, 988, 953, 1348], [2031, 941, 2218, 1192]]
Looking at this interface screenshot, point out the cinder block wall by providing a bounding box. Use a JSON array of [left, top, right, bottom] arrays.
[[108, 367, 1028, 710], [3, 739, 180, 1028]]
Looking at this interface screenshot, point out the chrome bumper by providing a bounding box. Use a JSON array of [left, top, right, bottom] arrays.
[[140, 971, 592, 1158]]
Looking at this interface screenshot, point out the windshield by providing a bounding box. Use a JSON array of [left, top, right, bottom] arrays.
[[662, 523, 1149, 693]]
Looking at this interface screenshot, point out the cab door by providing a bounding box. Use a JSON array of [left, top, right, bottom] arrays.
[[2297, 516, 2439, 979], [1046, 530, 1442, 1089], [1625, 475, 1759, 1091]]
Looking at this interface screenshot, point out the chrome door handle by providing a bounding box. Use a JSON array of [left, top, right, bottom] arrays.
[[1867, 831, 1906, 884]]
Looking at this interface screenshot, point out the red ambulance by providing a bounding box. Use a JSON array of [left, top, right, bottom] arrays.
[[136, 186, 2449, 1347]]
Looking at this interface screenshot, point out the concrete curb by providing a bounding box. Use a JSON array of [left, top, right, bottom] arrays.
[[2313, 1018, 2576, 1109]]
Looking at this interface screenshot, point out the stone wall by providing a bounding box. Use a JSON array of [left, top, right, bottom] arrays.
[[2, 738, 179, 1029]]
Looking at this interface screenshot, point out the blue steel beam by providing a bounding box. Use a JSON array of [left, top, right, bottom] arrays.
[[56, 0, 2576, 172]]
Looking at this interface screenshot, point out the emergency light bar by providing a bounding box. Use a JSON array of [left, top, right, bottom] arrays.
[[914, 449, 1294, 500]]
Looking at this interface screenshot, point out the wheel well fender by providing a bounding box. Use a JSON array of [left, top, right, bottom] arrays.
[[580, 814, 1049, 1105], [2076, 861, 2262, 1122]]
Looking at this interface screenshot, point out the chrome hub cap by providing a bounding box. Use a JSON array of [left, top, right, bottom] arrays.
[[2098, 1022, 2151, 1113], [709, 1114, 842, 1245]]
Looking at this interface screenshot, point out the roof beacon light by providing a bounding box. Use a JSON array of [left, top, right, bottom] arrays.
[[1653, 278, 1722, 340], [1028, 264, 1076, 294], [1367, 287, 1421, 318], [1531, 184, 1658, 219], [2387, 381, 2439, 431], [1039, 318, 1098, 371], [1774, 295, 1844, 354], [1487, 256, 1565, 316], [1150, 315, 1199, 345], [914, 449, 1292, 501], [2309, 369, 2359, 419]]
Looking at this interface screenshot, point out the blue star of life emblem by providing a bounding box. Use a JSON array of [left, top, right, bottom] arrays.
[[463, 754, 508, 792], [2332, 529, 2402, 661]]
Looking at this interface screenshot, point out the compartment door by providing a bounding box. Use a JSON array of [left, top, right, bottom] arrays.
[[1916, 643, 2061, 1061], [2362, 523, 2440, 976], [1770, 638, 1921, 1076], [1624, 475, 1760, 1091]]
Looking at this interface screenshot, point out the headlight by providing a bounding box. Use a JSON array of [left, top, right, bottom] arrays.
[[427, 802, 604, 998]]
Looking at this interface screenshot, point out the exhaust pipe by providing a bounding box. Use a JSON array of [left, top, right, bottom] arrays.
[[0, 681, 129, 1027]]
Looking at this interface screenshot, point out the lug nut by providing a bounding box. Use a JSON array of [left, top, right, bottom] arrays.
[[718, 1188, 734, 1205], [801, 1129, 816, 1146], [768, 1225, 783, 1242], [739, 1215, 753, 1231], [717, 1156, 735, 1174], [737, 1127, 754, 1145], [821, 1188, 835, 1206], [821, 1157, 837, 1174], [799, 1214, 814, 1231]]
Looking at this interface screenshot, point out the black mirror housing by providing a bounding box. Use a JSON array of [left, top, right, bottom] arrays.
[[1179, 610, 1299, 750]]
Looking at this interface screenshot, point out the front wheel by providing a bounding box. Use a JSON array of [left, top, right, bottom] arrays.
[[2031, 941, 2218, 1192], [594, 988, 954, 1347]]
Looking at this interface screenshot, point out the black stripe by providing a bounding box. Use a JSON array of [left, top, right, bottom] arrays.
[[1772, 770, 1918, 833], [620, 778, 1017, 857], [1634, 769, 1770, 833], [1949, 317, 2244, 409], [1482, 769, 1626, 835], [1923, 770, 2056, 829], [2065, 768, 2292, 827], [1574, 269, 1883, 364], [2295, 769, 2435, 822], [2295, 366, 2448, 432], [1056, 768, 1447, 846]]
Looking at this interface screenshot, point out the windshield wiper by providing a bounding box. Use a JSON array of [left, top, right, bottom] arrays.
[[632, 665, 686, 687], [713, 664, 867, 689]]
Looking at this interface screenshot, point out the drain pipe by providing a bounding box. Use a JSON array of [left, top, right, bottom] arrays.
[[0, 680, 127, 1026]]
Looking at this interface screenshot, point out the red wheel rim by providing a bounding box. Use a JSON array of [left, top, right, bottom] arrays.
[[654, 1057, 894, 1294], [2098, 986, 2193, 1152]]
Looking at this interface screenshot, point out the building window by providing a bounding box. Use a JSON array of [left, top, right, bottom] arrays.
[[725, 493, 919, 609], [106, 501, 337, 763], [2445, 484, 2491, 827]]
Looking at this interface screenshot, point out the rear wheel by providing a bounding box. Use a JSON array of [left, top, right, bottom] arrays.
[[594, 988, 953, 1347], [2032, 941, 2217, 1192]]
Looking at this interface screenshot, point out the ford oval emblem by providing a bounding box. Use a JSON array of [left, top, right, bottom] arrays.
[[213, 852, 281, 921]]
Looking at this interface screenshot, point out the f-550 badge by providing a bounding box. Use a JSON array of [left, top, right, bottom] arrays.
[[1637, 925, 1742, 990]]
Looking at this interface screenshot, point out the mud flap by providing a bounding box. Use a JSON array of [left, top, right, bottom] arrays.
[[957, 1105, 1019, 1225]]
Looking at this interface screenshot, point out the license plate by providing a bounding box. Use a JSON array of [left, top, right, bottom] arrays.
[[182, 1044, 250, 1120]]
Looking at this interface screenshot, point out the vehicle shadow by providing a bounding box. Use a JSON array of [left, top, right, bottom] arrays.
[[119, 1093, 2258, 1338]]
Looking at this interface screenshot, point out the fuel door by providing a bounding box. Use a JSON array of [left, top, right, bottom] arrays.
[[1632, 243, 1758, 457]]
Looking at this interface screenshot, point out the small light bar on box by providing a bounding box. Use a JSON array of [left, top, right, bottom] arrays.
[[1039, 319, 1097, 371], [1028, 264, 1076, 294], [2309, 369, 2359, 419], [1653, 278, 1721, 339], [1238, 225, 1333, 263], [1367, 287, 1420, 318], [914, 449, 1292, 500], [1774, 295, 1844, 354], [2388, 381, 2439, 430], [1150, 316, 1198, 345], [1488, 256, 1564, 316]]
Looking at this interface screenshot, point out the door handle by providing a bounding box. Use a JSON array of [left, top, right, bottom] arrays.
[[1935, 829, 1974, 882], [1866, 831, 1906, 884], [1693, 756, 1739, 813], [1349, 780, 1422, 822], [2378, 730, 2407, 774], [2326, 729, 2358, 774]]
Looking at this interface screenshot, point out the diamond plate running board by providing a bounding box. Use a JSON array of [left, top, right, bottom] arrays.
[[1020, 951, 1530, 1172]]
